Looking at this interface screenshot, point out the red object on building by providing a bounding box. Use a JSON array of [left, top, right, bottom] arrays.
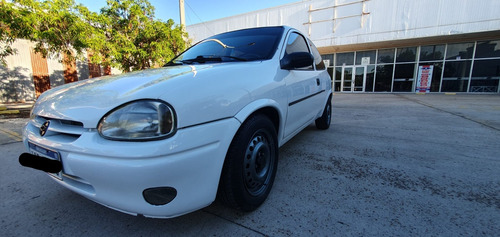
[[29, 49, 50, 98], [63, 53, 78, 84]]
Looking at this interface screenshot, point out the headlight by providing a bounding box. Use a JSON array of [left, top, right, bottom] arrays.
[[98, 100, 176, 141]]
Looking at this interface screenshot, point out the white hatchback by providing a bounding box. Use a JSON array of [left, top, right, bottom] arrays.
[[20, 26, 332, 218]]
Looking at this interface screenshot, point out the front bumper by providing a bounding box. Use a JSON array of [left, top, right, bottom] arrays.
[[23, 117, 240, 218]]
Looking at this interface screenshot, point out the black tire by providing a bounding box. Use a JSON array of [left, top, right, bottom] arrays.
[[315, 96, 332, 130], [218, 114, 278, 211]]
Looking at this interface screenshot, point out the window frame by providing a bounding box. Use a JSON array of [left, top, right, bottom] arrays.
[[280, 30, 314, 71]]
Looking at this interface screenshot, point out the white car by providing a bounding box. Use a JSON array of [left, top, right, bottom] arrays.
[[19, 26, 332, 218]]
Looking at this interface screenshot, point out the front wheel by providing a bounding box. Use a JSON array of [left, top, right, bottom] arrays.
[[218, 114, 278, 211], [315, 96, 332, 130]]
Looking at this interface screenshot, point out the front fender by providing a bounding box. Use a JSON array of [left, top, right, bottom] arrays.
[[233, 99, 286, 146]]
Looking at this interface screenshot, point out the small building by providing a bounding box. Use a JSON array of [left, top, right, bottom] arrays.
[[0, 40, 118, 103], [187, 0, 500, 94]]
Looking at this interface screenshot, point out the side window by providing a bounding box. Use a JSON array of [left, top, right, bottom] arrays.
[[308, 39, 326, 70], [284, 32, 313, 70]]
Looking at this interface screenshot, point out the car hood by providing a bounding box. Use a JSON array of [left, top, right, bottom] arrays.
[[33, 62, 275, 128]]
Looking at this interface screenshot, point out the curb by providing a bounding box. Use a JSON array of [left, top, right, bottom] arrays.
[[0, 103, 33, 119], [0, 110, 20, 115]]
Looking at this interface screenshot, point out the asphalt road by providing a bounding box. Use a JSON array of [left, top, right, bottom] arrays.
[[1, 94, 499, 236]]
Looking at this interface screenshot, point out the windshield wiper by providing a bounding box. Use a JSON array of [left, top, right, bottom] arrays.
[[220, 56, 248, 61], [181, 56, 222, 64], [164, 61, 183, 66], [181, 55, 248, 64]]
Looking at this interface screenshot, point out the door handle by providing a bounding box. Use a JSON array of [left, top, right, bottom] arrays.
[[316, 78, 320, 86]]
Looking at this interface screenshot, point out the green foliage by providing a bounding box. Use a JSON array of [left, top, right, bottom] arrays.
[[0, 0, 188, 71], [0, 0, 36, 66], [97, 0, 188, 71]]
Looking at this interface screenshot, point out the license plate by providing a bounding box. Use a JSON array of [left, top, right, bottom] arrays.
[[28, 142, 62, 179]]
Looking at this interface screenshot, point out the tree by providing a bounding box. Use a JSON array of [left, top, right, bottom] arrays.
[[98, 0, 188, 72], [0, 0, 37, 66], [76, 3, 115, 70], [1, 0, 188, 71], [31, 0, 89, 62], [2, 0, 90, 63]]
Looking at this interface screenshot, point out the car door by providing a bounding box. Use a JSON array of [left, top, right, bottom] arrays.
[[282, 31, 324, 138]]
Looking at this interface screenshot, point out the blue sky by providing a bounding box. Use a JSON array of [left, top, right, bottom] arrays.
[[75, 0, 299, 26]]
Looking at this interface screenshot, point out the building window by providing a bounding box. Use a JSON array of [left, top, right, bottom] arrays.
[[323, 54, 334, 67], [334, 67, 342, 91], [446, 42, 474, 60], [365, 65, 375, 92], [442, 61, 471, 92], [355, 50, 376, 65], [418, 44, 445, 92], [377, 49, 395, 64], [418, 62, 443, 92], [322, 39, 500, 94], [336, 52, 354, 66], [420, 45, 445, 61], [475, 40, 500, 59], [393, 63, 415, 92], [327, 67, 334, 79], [396, 47, 416, 63], [375, 65, 393, 92], [470, 59, 500, 92]]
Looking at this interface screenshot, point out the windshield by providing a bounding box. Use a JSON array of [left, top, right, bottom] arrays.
[[168, 27, 284, 65]]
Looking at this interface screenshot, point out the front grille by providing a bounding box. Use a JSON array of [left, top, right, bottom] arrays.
[[30, 116, 85, 142]]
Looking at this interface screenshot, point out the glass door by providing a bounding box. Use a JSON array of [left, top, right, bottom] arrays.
[[354, 66, 366, 92], [342, 66, 366, 92], [341, 67, 353, 92]]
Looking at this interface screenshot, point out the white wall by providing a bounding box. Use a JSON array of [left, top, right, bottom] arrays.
[[1, 44, 121, 102], [186, 1, 309, 43], [186, 0, 500, 48], [46, 54, 65, 87], [0, 39, 35, 102], [76, 53, 90, 81]]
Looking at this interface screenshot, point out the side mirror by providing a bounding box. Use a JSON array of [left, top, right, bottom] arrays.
[[280, 52, 314, 70]]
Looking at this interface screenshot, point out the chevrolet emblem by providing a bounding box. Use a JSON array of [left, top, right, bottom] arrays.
[[40, 121, 50, 136]]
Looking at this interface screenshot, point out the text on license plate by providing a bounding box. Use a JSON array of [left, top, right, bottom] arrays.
[[28, 142, 60, 161]]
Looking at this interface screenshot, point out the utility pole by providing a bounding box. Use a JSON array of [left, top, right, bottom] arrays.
[[179, 0, 186, 29]]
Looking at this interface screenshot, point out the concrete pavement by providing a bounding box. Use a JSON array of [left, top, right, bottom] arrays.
[[0, 101, 33, 118], [1, 93, 499, 236]]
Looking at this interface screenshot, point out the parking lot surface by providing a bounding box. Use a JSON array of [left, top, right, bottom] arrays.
[[1, 93, 499, 236]]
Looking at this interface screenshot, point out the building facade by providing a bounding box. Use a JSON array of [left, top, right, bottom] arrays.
[[186, 0, 500, 93], [2, 0, 499, 103], [0, 40, 118, 103]]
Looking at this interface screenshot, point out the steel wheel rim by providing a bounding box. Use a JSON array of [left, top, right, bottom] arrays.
[[243, 131, 274, 196]]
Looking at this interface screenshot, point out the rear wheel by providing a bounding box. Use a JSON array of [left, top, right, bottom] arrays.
[[218, 114, 278, 211], [315, 96, 332, 130]]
